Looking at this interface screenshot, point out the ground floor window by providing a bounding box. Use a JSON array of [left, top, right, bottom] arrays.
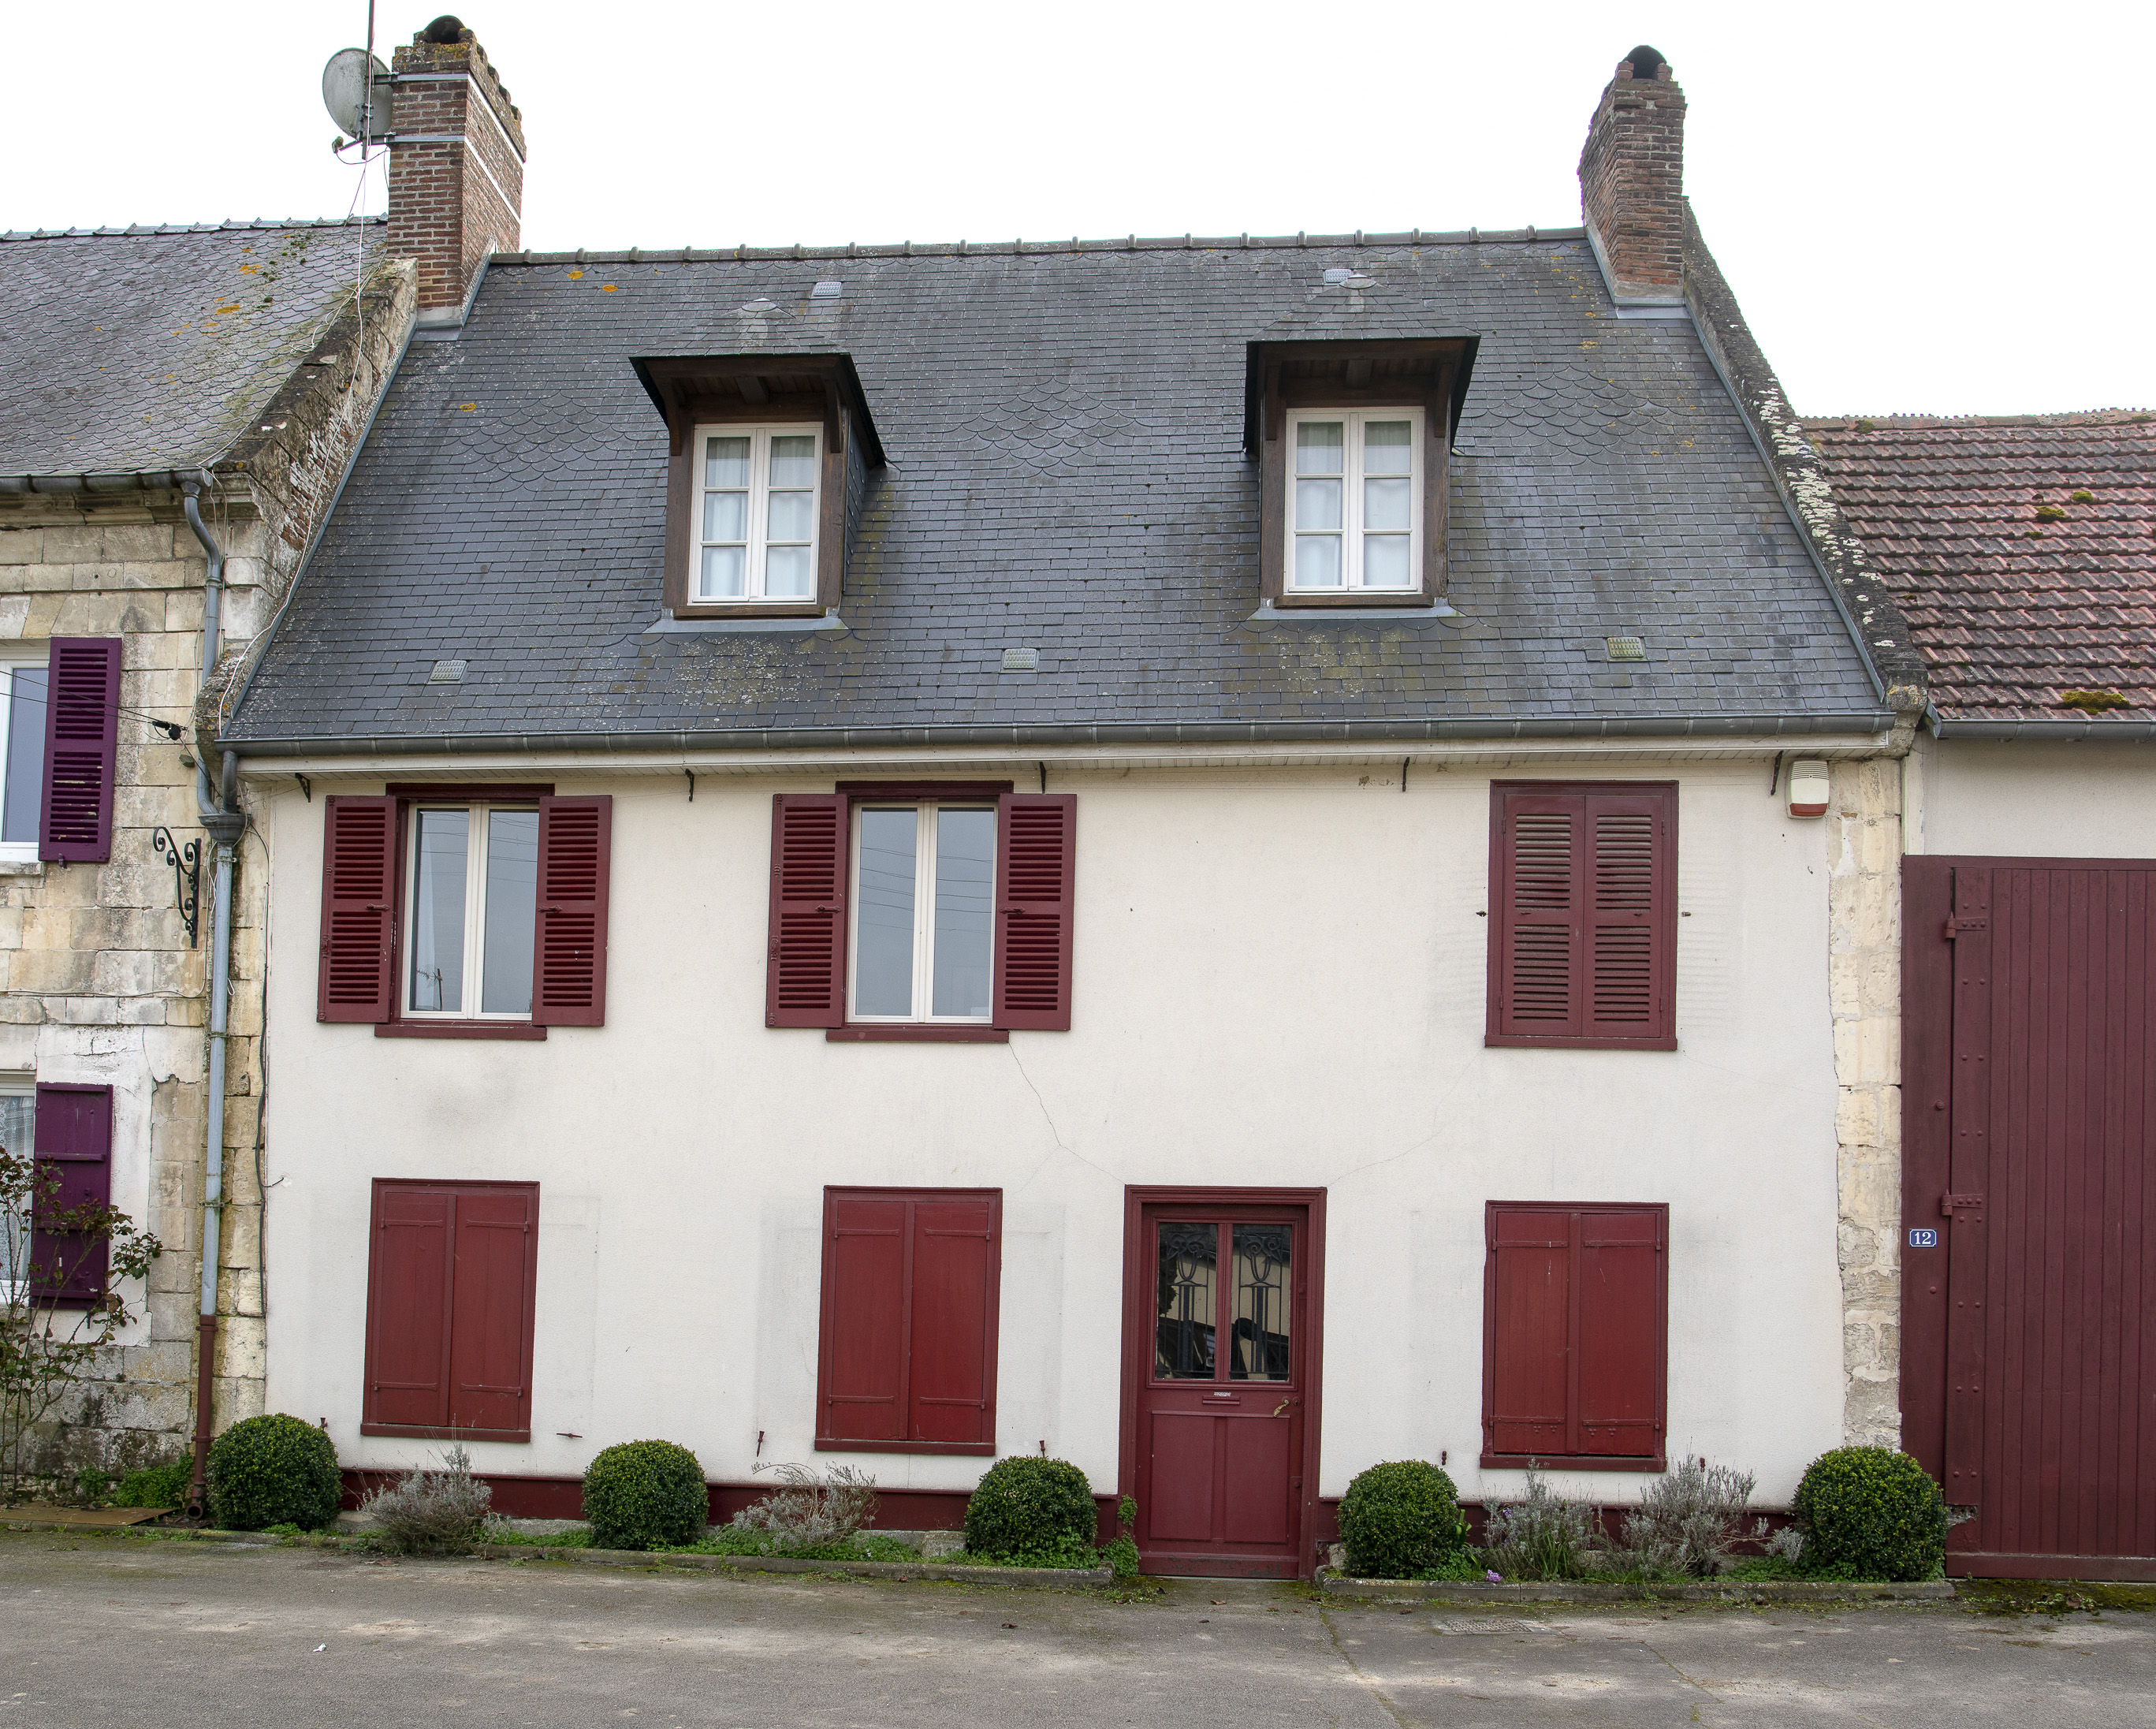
[[816, 1188, 1001, 1455], [362, 1180, 539, 1441], [1481, 1201, 1666, 1469]]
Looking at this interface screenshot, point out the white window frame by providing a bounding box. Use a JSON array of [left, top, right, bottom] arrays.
[[690, 422, 824, 605], [402, 802, 538, 1021], [847, 803, 997, 1026], [0, 650, 47, 865], [1283, 406, 1424, 594], [0, 1073, 32, 1301]]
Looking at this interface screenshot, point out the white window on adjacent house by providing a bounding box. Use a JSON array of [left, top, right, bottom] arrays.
[[0, 1076, 32, 1298], [404, 804, 540, 1019], [0, 654, 48, 863], [1285, 408, 1423, 593], [692, 424, 822, 603], [849, 805, 996, 1023]]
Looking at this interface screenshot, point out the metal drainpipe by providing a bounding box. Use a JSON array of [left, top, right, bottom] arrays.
[[181, 481, 248, 1513]]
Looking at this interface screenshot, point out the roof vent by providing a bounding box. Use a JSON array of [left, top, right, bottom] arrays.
[[1323, 266, 1376, 289], [810, 279, 843, 298], [429, 658, 467, 684], [739, 297, 777, 314], [1606, 636, 1647, 661], [1001, 647, 1040, 673]]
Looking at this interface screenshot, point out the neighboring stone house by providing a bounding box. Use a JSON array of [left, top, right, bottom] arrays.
[[217, 36, 1957, 1575], [1804, 411, 2156, 1578], [0, 217, 414, 1485]]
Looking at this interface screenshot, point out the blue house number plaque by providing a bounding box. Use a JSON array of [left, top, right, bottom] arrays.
[[1908, 1227, 1938, 1248]]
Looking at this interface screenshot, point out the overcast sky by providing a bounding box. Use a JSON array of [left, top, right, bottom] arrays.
[[9, 0, 2149, 415]]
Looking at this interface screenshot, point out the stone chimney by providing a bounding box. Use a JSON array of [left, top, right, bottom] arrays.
[[387, 15, 526, 321], [1577, 45, 1685, 304]]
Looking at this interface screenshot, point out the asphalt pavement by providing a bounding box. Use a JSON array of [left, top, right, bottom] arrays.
[[2, 1532, 2151, 1728]]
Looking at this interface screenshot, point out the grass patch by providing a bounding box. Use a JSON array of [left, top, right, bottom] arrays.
[[664, 1530, 920, 1563], [482, 1525, 593, 1548], [1958, 1579, 2156, 1615]]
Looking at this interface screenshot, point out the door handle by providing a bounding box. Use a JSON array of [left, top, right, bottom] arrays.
[[1272, 1399, 1295, 1418]]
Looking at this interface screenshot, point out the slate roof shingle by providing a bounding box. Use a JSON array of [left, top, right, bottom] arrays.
[[0, 218, 385, 482], [223, 232, 1890, 747], [1803, 412, 2156, 721]]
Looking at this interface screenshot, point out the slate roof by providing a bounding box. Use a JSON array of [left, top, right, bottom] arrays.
[[0, 218, 385, 484], [224, 230, 1890, 750], [1804, 412, 2156, 721]]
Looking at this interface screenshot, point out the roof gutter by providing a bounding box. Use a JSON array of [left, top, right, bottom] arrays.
[[1930, 717, 2156, 741], [222, 712, 1899, 758]]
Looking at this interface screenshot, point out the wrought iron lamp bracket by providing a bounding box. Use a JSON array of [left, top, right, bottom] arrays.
[[152, 826, 202, 948]]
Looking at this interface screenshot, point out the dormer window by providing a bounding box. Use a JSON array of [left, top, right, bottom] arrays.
[[1245, 337, 1476, 609], [693, 424, 823, 602], [634, 353, 886, 620], [1287, 408, 1423, 593]]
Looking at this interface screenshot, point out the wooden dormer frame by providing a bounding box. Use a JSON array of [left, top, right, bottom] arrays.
[[633, 354, 887, 620], [1243, 337, 1478, 609]]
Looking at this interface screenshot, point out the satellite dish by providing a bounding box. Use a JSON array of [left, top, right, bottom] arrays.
[[322, 48, 391, 142]]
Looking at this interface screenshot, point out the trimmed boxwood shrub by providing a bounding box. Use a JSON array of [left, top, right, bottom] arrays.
[[582, 1440, 707, 1551], [963, 1456, 1097, 1559], [1338, 1460, 1469, 1578], [207, 1414, 341, 1532], [1792, 1447, 1948, 1582]]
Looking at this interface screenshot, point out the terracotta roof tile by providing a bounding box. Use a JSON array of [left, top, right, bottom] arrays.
[[1801, 412, 2155, 721]]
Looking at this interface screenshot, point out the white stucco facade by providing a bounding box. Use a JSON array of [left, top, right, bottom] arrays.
[[1907, 736, 2156, 860], [254, 748, 1869, 1514]]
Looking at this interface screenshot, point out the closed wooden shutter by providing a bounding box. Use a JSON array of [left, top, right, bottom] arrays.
[[819, 1194, 909, 1443], [38, 637, 121, 863], [765, 795, 849, 1027], [993, 793, 1076, 1030], [1488, 783, 1675, 1049], [1484, 1205, 1571, 1458], [31, 1082, 114, 1307], [364, 1185, 453, 1429], [907, 1195, 1000, 1446], [817, 1188, 1002, 1454], [363, 1180, 538, 1440], [1483, 1202, 1666, 1465], [318, 796, 399, 1023], [447, 1187, 538, 1434], [532, 796, 611, 1026]]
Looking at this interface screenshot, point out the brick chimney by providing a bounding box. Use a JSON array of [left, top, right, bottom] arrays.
[[387, 15, 526, 321], [1577, 45, 1685, 304]]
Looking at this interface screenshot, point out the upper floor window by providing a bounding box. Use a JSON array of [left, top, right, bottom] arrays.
[[1287, 408, 1423, 593], [851, 803, 996, 1023], [1245, 337, 1474, 610], [693, 424, 823, 604], [406, 803, 538, 1019], [0, 654, 48, 863]]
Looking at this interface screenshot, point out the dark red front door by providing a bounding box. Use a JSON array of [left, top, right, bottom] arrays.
[[1127, 1197, 1312, 1578]]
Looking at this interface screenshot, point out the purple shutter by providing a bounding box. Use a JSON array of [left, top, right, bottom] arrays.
[[532, 796, 611, 1026], [992, 794, 1077, 1030], [767, 795, 850, 1027], [31, 1082, 114, 1307], [39, 638, 121, 863]]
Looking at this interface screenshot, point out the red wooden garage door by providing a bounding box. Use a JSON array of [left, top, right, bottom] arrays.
[[1905, 857, 2156, 1578]]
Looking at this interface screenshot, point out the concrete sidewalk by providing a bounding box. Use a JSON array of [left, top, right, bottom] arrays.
[[3, 1533, 2151, 1728]]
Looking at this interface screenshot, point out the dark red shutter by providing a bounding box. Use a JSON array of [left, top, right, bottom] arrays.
[[1483, 1205, 1570, 1458], [766, 795, 849, 1027], [1576, 1208, 1665, 1457], [532, 796, 611, 1026], [363, 1180, 538, 1439], [38, 637, 121, 863], [1483, 1201, 1666, 1466], [819, 1193, 909, 1443], [992, 793, 1076, 1030], [30, 1082, 114, 1307], [907, 1194, 1000, 1446], [364, 1184, 452, 1429], [318, 796, 398, 1023], [1488, 783, 1675, 1049], [446, 1186, 538, 1436]]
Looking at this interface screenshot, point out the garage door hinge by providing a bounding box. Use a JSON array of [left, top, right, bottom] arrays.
[[1940, 1192, 1986, 1217], [1942, 917, 1987, 939]]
